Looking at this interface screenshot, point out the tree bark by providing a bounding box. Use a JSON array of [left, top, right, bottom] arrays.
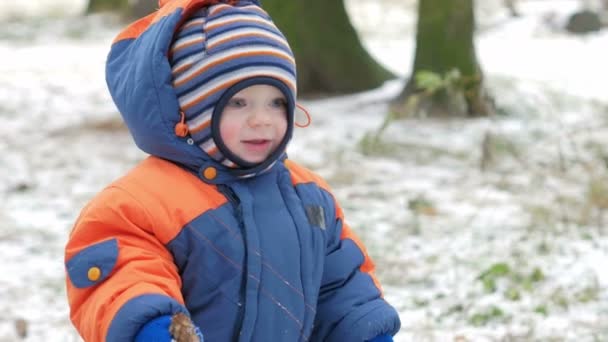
[[87, 0, 157, 18], [263, 0, 393, 96], [86, 0, 129, 14], [130, 0, 158, 18], [395, 0, 493, 117], [504, 0, 520, 17]]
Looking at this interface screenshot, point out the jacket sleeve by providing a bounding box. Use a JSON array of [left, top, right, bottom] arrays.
[[65, 185, 188, 342], [312, 198, 401, 342]]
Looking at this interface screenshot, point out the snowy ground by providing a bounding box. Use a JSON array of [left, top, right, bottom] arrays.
[[1, 0, 608, 341]]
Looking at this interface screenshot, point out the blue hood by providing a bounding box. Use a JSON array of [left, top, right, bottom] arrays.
[[105, 0, 287, 183]]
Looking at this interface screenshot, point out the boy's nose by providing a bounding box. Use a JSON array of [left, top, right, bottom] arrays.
[[247, 107, 271, 126]]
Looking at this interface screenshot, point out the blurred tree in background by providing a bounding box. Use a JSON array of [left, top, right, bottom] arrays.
[[504, 0, 520, 17], [87, 0, 156, 18], [394, 0, 493, 117], [261, 0, 393, 96], [130, 0, 158, 18], [87, 0, 129, 14]]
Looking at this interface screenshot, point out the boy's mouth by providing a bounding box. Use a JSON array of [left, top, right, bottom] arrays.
[[241, 139, 272, 152], [242, 139, 270, 145]]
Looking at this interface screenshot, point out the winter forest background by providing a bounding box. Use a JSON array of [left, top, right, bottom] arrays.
[[1, 0, 607, 340]]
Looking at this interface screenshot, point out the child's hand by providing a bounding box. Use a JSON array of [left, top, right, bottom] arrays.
[[169, 313, 204, 342]]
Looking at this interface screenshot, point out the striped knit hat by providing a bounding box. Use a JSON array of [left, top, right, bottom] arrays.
[[170, 0, 297, 171]]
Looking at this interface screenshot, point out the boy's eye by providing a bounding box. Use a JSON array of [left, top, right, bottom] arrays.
[[227, 98, 246, 107], [271, 98, 287, 108]]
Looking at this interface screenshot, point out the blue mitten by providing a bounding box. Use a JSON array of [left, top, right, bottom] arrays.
[[367, 334, 394, 342], [135, 314, 204, 342], [135, 315, 173, 342]]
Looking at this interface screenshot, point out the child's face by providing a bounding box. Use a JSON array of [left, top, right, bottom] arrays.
[[219, 84, 288, 164]]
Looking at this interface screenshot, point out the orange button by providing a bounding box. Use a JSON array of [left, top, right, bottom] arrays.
[[87, 266, 102, 282], [203, 167, 217, 180]]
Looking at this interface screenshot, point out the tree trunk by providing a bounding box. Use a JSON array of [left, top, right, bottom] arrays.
[[87, 0, 156, 18], [130, 0, 158, 18], [504, 0, 520, 17], [395, 0, 493, 117], [86, 0, 129, 14], [263, 0, 393, 96]]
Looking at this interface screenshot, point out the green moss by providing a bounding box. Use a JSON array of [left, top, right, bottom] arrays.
[[477, 262, 511, 293], [469, 305, 506, 326], [534, 305, 548, 316]]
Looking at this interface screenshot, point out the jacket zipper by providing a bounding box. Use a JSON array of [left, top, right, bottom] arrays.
[[218, 185, 247, 342]]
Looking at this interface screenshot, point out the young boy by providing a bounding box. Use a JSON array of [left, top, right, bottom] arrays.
[[64, 0, 401, 341]]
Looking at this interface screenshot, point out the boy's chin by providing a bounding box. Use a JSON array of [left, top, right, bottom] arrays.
[[235, 146, 277, 165], [239, 154, 271, 165]]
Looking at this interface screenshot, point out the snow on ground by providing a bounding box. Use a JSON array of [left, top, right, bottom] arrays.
[[1, 0, 608, 341]]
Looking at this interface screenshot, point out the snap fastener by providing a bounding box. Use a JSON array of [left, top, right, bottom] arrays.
[[203, 167, 217, 180], [87, 266, 102, 282]]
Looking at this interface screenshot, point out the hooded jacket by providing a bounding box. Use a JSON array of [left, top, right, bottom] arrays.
[[64, 0, 401, 341]]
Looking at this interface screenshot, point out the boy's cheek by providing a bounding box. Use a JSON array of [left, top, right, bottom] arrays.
[[219, 124, 241, 146]]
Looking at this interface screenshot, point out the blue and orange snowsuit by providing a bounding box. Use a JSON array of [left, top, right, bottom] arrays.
[[64, 0, 401, 341]]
